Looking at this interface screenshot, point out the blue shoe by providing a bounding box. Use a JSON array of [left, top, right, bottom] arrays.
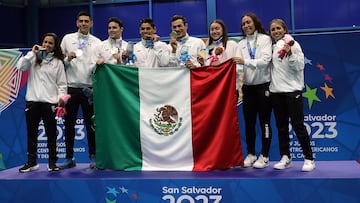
[[89, 154, 96, 169], [60, 158, 76, 169]]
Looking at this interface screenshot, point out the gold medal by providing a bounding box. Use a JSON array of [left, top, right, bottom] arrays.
[[170, 31, 177, 39]]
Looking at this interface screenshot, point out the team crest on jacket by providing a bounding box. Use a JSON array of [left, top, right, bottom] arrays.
[[149, 105, 182, 136]]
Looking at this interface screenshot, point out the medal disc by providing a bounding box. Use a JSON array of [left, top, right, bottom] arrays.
[[111, 47, 119, 54], [276, 40, 285, 48], [75, 49, 83, 57]]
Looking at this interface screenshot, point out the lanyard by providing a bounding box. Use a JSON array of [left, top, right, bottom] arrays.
[[143, 40, 154, 49], [110, 38, 122, 49], [177, 35, 189, 44], [246, 35, 257, 59], [213, 37, 223, 46], [79, 37, 88, 50]]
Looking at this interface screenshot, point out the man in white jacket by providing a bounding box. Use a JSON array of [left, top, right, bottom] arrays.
[[95, 17, 129, 65], [168, 15, 206, 68], [60, 11, 101, 169], [133, 18, 170, 68]]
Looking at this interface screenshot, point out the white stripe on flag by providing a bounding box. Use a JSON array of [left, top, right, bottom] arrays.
[[139, 67, 194, 170]]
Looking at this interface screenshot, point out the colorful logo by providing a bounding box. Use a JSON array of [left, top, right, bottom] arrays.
[[105, 186, 140, 203], [0, 49, 22, 113], [303, 56, 336, 109]]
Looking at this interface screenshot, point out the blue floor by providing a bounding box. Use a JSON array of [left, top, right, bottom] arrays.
[[1, 161, 360, 203]]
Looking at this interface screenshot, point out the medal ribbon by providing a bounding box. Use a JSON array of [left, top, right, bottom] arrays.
[[109, 38, 122, 49], [176, 35, 189, 44], [213, 37, 223, 46], [246, 34, 257, 59], [79, 37, 88, 50], [143, 39, 154, 49]]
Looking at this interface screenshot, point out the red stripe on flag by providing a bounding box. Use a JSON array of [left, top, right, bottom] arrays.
[[190, 59, 244, 171]]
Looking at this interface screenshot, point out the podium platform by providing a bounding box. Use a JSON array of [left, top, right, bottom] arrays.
[[0, 161, 359, 203]]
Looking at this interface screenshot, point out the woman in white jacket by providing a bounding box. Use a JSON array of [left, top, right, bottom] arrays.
[[17, 33, 67, 173], [233, 13, 273, 169], [198, 19, 239, 67], [269, 19, 315, 172], [197, 19, 241, 102]]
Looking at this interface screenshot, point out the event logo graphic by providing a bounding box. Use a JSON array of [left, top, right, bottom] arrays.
[[289, 55, 339, 159], [105, 186, 140, 203], [149, 105, 182, 136], [303, 56, 336, 109], [0, 49, 22, 113]]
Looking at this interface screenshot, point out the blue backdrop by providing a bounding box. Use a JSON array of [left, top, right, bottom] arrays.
[[0, 31, 360, 170], [1, 0, 359, 47]]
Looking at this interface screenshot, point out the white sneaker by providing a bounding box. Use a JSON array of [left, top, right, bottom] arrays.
[[273, 155, 292, 170], [243, 154, 257, 168], [253, 154, 269, 169], [301, 159, 315, 172]]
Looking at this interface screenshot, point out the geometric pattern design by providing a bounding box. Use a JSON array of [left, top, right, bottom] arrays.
[[0, 49, 22, 113]]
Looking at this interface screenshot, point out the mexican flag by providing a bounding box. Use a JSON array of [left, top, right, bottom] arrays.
[[92, 60, 243, 171]]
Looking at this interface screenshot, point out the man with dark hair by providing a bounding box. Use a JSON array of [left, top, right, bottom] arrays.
[[132, 18, 170, 68], [95, 17, 129, 65], [168, 15, 206, 68], [60, 11, 101, 169]]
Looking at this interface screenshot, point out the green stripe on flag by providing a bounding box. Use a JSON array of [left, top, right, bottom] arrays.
[[93, 64, 142, 170]]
